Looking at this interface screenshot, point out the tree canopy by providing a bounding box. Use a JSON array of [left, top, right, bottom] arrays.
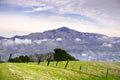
[[9, 55, 31, 63], [54, 48, 76, 61]]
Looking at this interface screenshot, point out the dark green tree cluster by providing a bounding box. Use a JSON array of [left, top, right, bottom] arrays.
[[54, 48, 76, 61], [9, 55, 31, 63]]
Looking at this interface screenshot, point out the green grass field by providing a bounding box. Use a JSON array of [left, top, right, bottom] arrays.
[[0, 61, 120, 80]]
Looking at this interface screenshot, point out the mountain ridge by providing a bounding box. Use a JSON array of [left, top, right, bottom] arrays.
[[9, 27, 108, 41], [0, 27, 108, 39]]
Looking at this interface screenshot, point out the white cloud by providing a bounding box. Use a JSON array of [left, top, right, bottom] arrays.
[[56, 38, 62, 41], [81, 53, 87, 57], [41, 39, 48, 42], [75, 38, 81, 41], [1, 0, 45, 7], [35, 6, 52, 11], [33, 40, 42, 44], [14, 38, 32, 45], [2, 39, 14, 46], [102, 43, 112, 47], [24, 6, 53, 13]]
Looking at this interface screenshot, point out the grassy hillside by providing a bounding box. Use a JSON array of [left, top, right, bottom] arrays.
[[0, 61, 120, 80]]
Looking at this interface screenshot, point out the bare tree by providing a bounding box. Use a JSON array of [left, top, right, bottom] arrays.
[[35, 54, 43, 65], [38, 55, 42, 65], [29, 54, 35, 62], [47, 56, 51, 66], [8, 53, 12, 62]]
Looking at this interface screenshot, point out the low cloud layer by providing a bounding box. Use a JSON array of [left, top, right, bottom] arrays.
[[14, 38, 32, 45], [1, 38, 64, 46], [1, 38, 32, 46]]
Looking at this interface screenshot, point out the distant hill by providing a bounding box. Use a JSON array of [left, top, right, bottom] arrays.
[[0, 27, 120, 61], [0, 36, 5, 40], [11, 27, 107, 40]]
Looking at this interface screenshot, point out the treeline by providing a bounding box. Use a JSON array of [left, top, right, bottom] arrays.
[[8, 55, 32, 63], [0, 61, 4, 63], [7, 48, 76, 63]]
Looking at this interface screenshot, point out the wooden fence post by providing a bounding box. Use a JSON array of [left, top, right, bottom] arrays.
[[80, 65, 82, 71], [65, 59, 69, 69], [106, 68, 109, 78], [96, 67, 98, 76], [56, 61, 59, 66], [86, 66, 88, 73]]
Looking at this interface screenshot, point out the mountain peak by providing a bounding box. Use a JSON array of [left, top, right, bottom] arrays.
[[57, 27, 70, 31]]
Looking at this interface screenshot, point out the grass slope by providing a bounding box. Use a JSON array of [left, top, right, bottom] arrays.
[[0, 61, 120, 80]]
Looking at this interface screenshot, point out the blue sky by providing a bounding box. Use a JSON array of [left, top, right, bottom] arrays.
[[0, 0, 120, 37]]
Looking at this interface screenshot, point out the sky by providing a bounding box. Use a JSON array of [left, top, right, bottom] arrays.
[[0, 0, 120, 37]]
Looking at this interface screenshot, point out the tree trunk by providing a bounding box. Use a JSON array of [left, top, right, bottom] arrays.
[[38, 57, 41, 65], [47, 56, 51, 66], [65, 59, 69, 68], [8, 53, 12, 62]]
